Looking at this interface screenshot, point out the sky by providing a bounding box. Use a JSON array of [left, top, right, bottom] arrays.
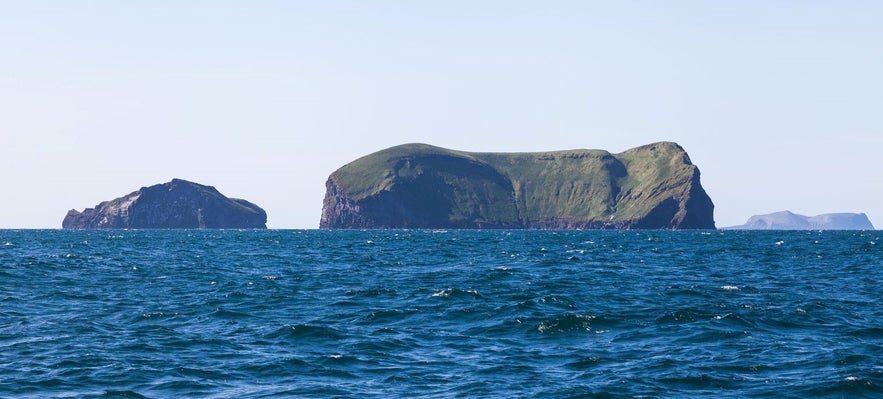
[[2, 1, 881, 229]]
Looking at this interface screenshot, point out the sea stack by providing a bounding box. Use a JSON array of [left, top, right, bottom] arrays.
[[63, 179, 267, 229], [320, 142, 715, 229]]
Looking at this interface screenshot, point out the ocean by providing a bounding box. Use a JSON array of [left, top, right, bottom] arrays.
[[0, 229, 880, 398]]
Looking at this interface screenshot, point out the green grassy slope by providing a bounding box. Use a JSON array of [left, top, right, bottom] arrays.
[[613, 142, 697, 221], [474, 150, 625, 225]]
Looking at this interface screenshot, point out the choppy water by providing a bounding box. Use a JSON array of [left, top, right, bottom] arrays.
[[1, 229, 881, 398]]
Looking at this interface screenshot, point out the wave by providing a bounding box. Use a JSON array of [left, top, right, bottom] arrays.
[[2, 229, 880, 398]]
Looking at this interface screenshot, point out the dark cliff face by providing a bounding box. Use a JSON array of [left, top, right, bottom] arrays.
[[63, 179, 267, 229], [320, 143, 715, 230]]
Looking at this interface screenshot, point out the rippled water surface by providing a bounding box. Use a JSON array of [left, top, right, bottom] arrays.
[[1, 229, 881, 398]]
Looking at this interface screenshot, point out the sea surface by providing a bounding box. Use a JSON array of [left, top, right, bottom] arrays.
[[1, 229, 880, 398]]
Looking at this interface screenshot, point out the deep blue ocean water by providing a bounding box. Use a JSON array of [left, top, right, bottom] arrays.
[[0, 229, 880, 398]]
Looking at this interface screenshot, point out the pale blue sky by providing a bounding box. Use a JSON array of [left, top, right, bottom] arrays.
[[2, 1, 881, 229]]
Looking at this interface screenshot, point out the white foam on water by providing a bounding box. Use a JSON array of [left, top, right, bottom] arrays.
[[721, 285, 740, 291]]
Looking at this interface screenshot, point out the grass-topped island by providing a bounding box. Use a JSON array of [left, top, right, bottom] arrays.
[[320, 142, 715, 229]]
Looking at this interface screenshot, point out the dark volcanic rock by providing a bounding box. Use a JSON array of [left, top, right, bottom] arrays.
[[63, 179, 267, 229], [725, 211, 875, 230], [320, 142, 715, 229]]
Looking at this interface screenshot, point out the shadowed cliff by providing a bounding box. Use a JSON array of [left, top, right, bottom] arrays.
[[63, 179, 267, 229], [320, 142, 715, 229]]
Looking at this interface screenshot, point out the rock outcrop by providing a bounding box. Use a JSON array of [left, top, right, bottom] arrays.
[[725, 211, 875, 230], [320, 142, 715, 229], [63, 179, 267, 229]]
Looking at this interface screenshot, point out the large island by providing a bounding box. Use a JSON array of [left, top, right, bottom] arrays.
[[63, 179, 267, 229], [321, 142, 715, 229]]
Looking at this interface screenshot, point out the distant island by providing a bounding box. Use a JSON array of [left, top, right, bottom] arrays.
[[724, 211, 875, 230], [321, 142, 715, 229], [63, 179, 267, 229]]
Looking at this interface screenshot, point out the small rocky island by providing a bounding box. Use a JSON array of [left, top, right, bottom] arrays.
[[321, 142, 715, 229], [725, 211, 875, 230], [63, 179, 267, 229]]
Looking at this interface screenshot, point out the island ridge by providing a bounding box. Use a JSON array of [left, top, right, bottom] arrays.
[[321, 142, 715, 229], [63, 179, 267, 229]]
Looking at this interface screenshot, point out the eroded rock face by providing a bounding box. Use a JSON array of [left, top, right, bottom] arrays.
[[63, 179, 267, 229], [320, 142, 715, 229]]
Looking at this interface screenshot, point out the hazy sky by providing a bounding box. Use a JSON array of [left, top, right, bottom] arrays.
[[2, 1, 881, 229]]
